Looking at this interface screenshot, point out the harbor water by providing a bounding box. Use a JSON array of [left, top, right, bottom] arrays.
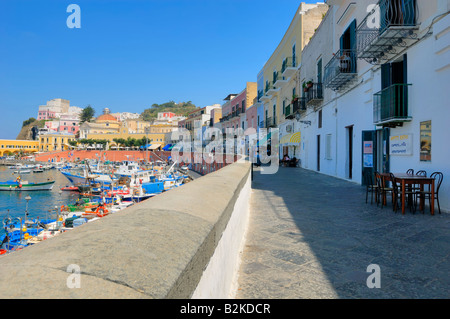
[[0, 166, 80, 236]]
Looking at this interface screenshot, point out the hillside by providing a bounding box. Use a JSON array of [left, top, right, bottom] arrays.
[[140, 101, 199, 121], [16, 119, 46, 140]]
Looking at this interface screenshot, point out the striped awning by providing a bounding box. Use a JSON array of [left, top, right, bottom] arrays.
[[280, 132, 301, 145]]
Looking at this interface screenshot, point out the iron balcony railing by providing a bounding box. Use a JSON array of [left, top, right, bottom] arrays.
[[285, 105, 291, 118], [281, 57, 297, 74], [323, 49, 358, 91], [285, 98, 306, 119], [257, 89, 264, 101], [305, 83, 324, 104], [265, 117, 276, 128], [265, 81, 274, 94], [373, 83, 412, 125], [357, 0, 418, 64]]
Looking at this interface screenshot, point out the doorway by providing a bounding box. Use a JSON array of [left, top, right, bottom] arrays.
[[346, 125, 353, 179], [317, 135, 320, 172]]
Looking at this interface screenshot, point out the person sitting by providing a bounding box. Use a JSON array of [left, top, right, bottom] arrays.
[[289, 157, 299, 167], [281, 154, 290, 167]]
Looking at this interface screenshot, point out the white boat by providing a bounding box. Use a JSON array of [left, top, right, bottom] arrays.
[[14, 169, 32, 174]]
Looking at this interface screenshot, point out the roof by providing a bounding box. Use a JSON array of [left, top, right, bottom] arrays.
[[96, 114, 119, 122]]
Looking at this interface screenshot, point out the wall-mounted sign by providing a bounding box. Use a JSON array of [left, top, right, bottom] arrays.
[[363, 141, 373, 154], [390, 134, 412, 156]]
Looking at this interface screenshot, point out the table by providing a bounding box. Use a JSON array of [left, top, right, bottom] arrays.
[[379, 173, 435, 215]]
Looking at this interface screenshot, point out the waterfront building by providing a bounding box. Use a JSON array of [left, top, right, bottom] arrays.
[[228, 82, 257, 131], [218, 94, 238, 134], [290, 0, 450, 211], [79, 109, 122, 138], [258, 2, 329, 138], [39, 132, 76, 152], [37, 98, 71, 120], [0, 140, 39, 157]]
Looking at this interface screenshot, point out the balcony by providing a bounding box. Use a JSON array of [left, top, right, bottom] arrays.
[[373, 83, 412, 127], [265, 81, 280, 96], [305, 83, 324, 105], [281, 57, 297, 78], [265, 117, 276, 128], [285, 98, 306, 120], [357, 0, 419, 64], [324, 49, 358, 91]]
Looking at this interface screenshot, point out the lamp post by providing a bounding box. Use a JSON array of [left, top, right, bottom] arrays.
[[25, 195, 31, 222]]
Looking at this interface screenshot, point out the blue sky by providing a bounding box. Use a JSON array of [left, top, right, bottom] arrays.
[[0, 0, 318, 139]]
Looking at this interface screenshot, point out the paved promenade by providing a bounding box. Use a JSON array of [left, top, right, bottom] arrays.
[[236, 166, 450, 299]]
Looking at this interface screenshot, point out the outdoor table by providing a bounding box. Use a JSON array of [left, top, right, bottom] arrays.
[[379, 173, 435, 215]]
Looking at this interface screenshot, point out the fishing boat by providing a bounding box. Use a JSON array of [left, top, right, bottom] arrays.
[[33, 168, 44, 173], [61, 186, 79, 192], [0, 180, 55, 191], [13, 169, 32, 174]]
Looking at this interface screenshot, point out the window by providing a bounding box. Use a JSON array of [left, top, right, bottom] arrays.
[[317, 58, 322, 84], [325, 134, 332, 160], [292, 43, 296, 67], [420, 120, 431, 162], [318, 110, 322, 128]]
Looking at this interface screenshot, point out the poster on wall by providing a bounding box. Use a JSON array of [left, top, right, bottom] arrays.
[[363, 154, 373, 168], [390, 134, 413, 156], [420, 121, 431, 162], [363, 141, 373, 154]]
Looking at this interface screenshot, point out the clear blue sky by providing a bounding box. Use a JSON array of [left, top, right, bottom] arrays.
[[0, 0, 318, 139]]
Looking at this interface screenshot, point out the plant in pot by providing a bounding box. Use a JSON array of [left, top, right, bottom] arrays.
[[306, 80, 313, 88], [292, 94, 298, 103], [302, 82, 309, 92]]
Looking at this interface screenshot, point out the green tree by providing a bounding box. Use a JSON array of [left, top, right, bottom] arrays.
[[80, 105, 95, 123], [22, 117, 36, 127], [140, 101, 199, 121]]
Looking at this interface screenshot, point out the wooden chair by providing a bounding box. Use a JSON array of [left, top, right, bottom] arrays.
[[363, 171, 378, 204], [416, 172, 443, 214], [389, 173, 401, 212], [375, 171, 394, 209]]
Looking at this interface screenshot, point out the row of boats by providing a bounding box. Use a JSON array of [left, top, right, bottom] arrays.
[[0, 159, 192, 255]]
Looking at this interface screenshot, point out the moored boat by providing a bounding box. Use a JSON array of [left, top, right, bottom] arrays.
[[0, 180, 55, 191]]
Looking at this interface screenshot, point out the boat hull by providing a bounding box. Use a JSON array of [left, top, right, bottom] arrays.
[[0, 181, 55, 191]]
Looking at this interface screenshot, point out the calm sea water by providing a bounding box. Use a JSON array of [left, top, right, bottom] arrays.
[[0, 166, 80, 235]]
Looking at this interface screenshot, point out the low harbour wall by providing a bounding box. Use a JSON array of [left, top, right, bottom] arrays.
[[0, 161, 252, 298]]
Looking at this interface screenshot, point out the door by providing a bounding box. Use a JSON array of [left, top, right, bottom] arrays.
[[317, 135, 321, 172], [362, 130, 377, 185], [347, 125, 353, 179], [382, 128, 390, 173]]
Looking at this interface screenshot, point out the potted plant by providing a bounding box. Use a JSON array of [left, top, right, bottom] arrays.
[[307, 80, 313, 88], [302, 82, 309, 92], [292, 94, 298, 103]]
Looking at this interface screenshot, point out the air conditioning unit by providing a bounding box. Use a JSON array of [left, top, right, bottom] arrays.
[[286, 125, 293, 133]]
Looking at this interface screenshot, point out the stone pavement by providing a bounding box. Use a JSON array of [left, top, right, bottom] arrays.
[[236, 166, 450, 299]]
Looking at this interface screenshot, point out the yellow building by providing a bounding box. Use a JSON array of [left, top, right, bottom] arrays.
[[0, 140, 40, 157], [85, 131, 171, 149], [259, 3, 328, 128], [121, 119, 151, 134], [79, 111, 122, 138], [38, 133, 76, 152]]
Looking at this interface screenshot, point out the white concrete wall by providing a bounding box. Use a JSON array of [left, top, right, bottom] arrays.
[[192, 172, 251, 299]]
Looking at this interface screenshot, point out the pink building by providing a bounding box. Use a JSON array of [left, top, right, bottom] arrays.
[[37, 110, 56, 120], [246, 104, 258, 131], [58, 116, 80, 134]]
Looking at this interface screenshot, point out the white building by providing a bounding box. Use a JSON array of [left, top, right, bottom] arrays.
[[292, 0, 450, 212]]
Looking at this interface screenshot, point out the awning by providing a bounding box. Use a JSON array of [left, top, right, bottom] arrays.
[[162, 144, 172, 151], [140, 144, 152, 150], [280, 132, 301, 145], [149, 144, 160, 150]]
